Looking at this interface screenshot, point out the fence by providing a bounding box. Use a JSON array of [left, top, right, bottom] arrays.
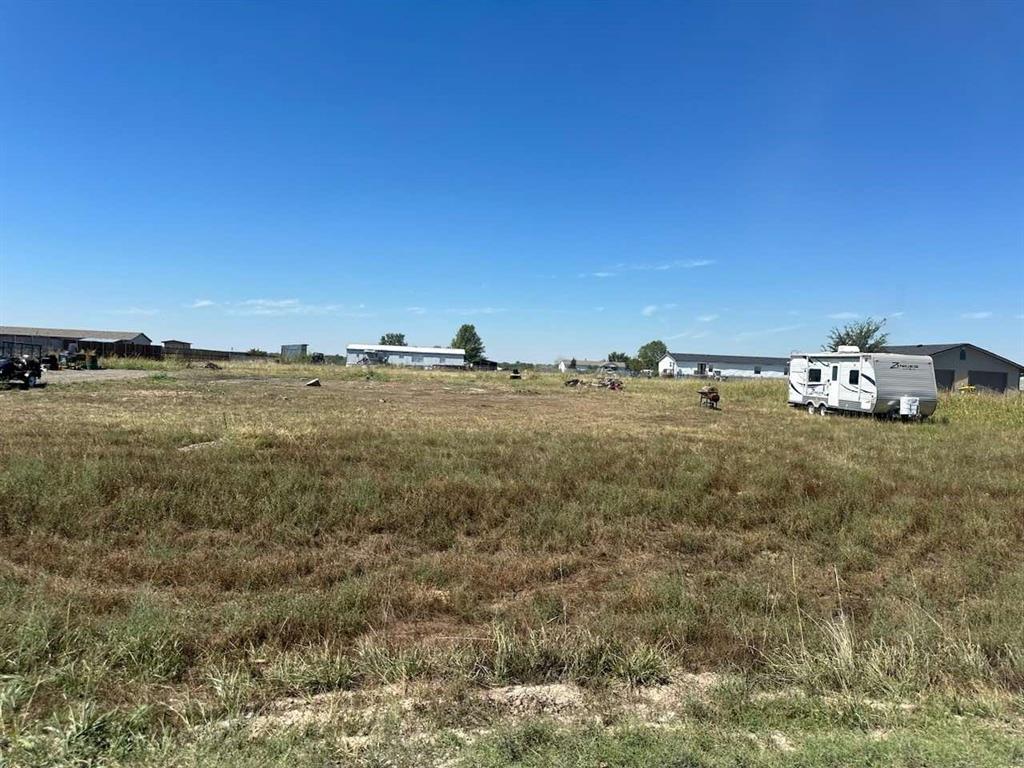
[[74, 341, 165, 359], [163, 348, 269, 363]]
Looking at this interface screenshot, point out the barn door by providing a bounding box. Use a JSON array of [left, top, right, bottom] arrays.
[[968, 371, 1007, 392], [934, 370, 955, 390]]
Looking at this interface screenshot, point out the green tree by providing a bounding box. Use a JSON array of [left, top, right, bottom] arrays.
[[823, 317, 889, 352], [379, 333, 407, 346], [607, 351, 631, 363], [636, 340, 668, 371], [569, 357, 577, 370], [452, 324, 485, 365]]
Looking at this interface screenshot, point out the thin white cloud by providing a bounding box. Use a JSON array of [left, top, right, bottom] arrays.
[[828, 312, 859, 320], [582, 258, 716, 278], [696, 314, 719, 323], [666, 329, 711, 340], [642, 303, 677, 317], [221, 298, 370, 317], [735, 324, 802, 339], [108, 307, 159, 316], [406, 306, 427, 315], [443, 307, 506, 316], [961, 311, 993, 320], [889, 311, 905, 318], [187, 299, 216, 309]]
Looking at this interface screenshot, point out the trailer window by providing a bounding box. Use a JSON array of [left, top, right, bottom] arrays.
[[849, 370, 859, 385], [808, 368, 822, 383], [831, 365, 838, 381]]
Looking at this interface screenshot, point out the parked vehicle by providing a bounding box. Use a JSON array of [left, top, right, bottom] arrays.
[[0, 355, 44, 389], [788, 346, 937, 419]]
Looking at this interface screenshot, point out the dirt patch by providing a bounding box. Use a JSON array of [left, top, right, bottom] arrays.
[[44, 369, 154, 384], [248, 685, 413, 737], [178, 439, 224, 452], [483, 683, 585, 715]]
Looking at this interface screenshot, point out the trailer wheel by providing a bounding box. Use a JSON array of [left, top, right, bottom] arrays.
[[806, 401, 817, 415], [818, 403, 828, 416]]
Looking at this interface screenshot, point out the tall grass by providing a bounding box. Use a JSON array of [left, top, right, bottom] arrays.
[[1, 371, 1021, 761]]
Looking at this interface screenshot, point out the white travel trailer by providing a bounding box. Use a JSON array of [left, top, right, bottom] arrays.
[[789, 346, 938, 418]]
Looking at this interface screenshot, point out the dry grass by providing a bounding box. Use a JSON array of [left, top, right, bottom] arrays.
[[1, 365, 1021, 764]]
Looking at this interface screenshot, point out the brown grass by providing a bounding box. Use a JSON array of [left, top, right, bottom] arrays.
[[0, 365, 1022, 762]]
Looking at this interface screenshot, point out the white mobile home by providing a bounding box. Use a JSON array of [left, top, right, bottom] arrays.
[[658, 352, 789, 379], [345, 344, 465, 368], [789, 346, 937, 418]]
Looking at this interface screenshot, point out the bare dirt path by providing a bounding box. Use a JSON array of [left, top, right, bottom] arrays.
[[42, 368, 155, 384]]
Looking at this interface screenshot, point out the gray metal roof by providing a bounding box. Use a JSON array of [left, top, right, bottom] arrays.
[[0, 326, 150, 342], [665, 352, 788, 366], [882, 343, 1024, 371]]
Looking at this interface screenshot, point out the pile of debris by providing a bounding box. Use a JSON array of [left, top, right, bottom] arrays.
[[564, 376, 624, 391]]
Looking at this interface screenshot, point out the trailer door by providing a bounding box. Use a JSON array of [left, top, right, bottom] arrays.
[[827, 364, 840, 408], [840, 362, 860, 407]]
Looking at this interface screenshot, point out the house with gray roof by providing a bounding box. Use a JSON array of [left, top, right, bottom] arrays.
[[881, 343, 1023, 392], [658, 351, 789, 379]]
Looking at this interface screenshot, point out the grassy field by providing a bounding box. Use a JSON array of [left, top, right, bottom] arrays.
[[1, 363, 1022, 766]]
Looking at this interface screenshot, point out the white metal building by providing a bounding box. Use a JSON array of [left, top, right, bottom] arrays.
[[345, 343, 465, 368], [658, 352, 789, 379]]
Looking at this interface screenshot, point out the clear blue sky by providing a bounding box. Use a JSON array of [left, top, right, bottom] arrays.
[[2, 0, 1022, 362]]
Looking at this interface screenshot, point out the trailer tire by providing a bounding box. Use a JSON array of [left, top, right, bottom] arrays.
[[818, 403, 828, 416], [807, 401, 817, 415]]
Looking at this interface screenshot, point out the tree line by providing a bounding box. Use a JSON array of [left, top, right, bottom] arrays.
[[375, 317, 888, 371]]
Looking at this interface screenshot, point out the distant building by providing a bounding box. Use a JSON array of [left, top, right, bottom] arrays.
[[280, 344, 309, 361], [162, 339, 192, 352], [881, 343, 1023, 392], [346, 343, 465, 368], [556, 359, 629, 374], [0, 326, 152, 355], [658, 352, 789, 379]]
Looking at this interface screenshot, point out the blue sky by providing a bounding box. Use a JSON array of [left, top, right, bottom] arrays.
[[2, 1, 1022, 362]]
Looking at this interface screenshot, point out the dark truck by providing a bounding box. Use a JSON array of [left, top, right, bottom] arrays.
[[0, 356, 44, 389]]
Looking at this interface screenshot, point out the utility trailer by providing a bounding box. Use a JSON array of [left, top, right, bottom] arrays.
[[788, 345, 937, 419]]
